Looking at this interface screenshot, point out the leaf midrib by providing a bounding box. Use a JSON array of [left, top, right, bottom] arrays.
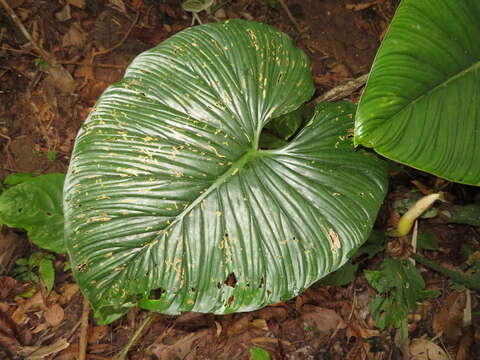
[[146, 148, 266, 244], [383, 60, 480, 125]]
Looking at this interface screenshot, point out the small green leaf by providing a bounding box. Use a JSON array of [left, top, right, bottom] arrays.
[[317, 262, 358, 286], [365, 258, 438, 331], [354, 229, 386, 259], [18, 285, 38, 298], [250, 347, 271, 360], [15, 258, 28, 266], [28, 251, 43, 267], [47, 150, 57, 162], [364, 270, 388, 293], [34, 58, 50, 68], [266, 0, 277, 8], [182, 0, 213, 12], [0, 173, 65, 253], [39, 258, 55, 294], [63, 262, 72, 272], [416, 233, 439, 251]]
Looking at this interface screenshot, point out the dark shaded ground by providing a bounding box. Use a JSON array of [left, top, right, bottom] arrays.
[[0, 0, 479, 359]]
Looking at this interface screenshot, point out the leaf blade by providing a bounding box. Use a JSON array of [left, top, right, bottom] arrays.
[[65, 20, 387, 324], [355, 0, 480, 185]]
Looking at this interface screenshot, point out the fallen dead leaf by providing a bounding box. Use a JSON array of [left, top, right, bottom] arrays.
[[0, 330, 21, 358], [31, 322, 48, 334], [20, 338, 70, 360], [346, 322, 380, 340], [433, 291, 465, 344], [227, 314, 254, 336], [0, 311, 21, 356], [59, 283, 80, 305], [456, 327, 474, 360], [45, 66, 76, 94], [0, 276, 18, 299], [88, 325, 109, 344], [300, 305, 346, 333], [12, 291, 45, 325], [256, 306, 288, 322], [410, 338, 448, 360], [147, 329, 210, 360], [0, 229, 27, 275], [44, 303, 64, 327], [214, 320, 222, 337], [67, 0, 86, 9], [251, 318, 268, 331], [55, 4, 71, 22], [62, 23, 86, 48]]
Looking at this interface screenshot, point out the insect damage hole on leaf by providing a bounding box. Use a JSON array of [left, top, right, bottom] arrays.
[[224, 272, 237, 288]]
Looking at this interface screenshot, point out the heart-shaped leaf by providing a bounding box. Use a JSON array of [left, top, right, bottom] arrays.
[[355, 0, 480, 185], [64, 20, 387, 324]]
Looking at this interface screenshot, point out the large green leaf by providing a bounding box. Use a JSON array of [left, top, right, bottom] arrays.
[[64, 20, 388, 324], [355, 0, 480, 185], [0, 173, 65, 253]]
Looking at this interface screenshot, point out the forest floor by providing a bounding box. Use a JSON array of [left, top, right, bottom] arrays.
[[0, 0, 479, 359]]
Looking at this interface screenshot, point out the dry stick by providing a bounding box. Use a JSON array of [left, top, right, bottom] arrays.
[[58, 61, 126, 69], [79, 296, 90, 360], [312, 73, 369, 104], [278, 0, 302, 33], [0, 0, 55, 63], [116, 312, 155, 360]]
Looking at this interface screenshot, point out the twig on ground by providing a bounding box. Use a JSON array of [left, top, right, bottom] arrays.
[[116, 312, 156, 360], [0, 132, 13, 168], [59, 61, 126, 69], [0, 45, 37, 56], [66, 318, 83, 342], [0, 0, 55, 63], [312, 73, 369, 104], [79, 296, 90, 360], [278, 0, 302, 33], [91, 8, 140, 62]]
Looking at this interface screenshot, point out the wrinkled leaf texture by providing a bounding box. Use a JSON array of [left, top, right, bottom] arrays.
[[355, 0, 480, 185], [64, 20, 387, 324]]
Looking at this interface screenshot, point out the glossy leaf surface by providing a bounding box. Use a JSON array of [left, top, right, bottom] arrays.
[[64, 20, 387, 324], [355, 0, 480, 185]]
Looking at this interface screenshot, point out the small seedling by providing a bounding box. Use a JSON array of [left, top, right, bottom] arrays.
[[364, 258, 439, 338], [11, 251, 56, 295]]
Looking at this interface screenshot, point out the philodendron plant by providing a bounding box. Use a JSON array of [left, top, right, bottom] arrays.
[[355, 0, 480, 186], [64, 19, 388, 324]]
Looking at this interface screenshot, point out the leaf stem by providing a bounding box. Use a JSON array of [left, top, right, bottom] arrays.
[[116, 312, 155, 360], [411, 253, 480, 292]]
